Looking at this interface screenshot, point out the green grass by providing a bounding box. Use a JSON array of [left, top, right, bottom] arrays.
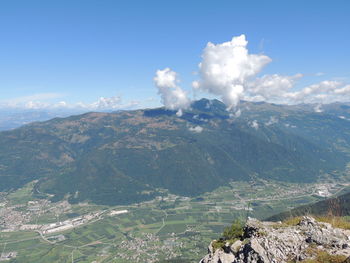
[[7, 181, 36, 205], [0, 231, 40, 243], [299, 249, 347, 263]]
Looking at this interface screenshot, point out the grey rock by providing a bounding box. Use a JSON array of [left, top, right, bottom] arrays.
[[199, 216, 350, 263]]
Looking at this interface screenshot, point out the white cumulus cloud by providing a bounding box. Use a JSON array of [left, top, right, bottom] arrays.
[[285, 80, 342, 103], [88, 95, 122, 110], [193, 35, 271, 110], [156, 35, 350, 108], [154, 68, 190, 115], [246, 74, 302, 103], [334, 85, 350, 95]]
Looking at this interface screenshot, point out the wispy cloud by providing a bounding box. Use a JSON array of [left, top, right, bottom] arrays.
[[0, 94, 140, 111], [2, 93, 64, 106]]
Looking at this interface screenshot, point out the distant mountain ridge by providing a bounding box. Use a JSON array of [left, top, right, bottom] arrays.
[[0, 98, 350, 205], [0, 110, 82, 131]]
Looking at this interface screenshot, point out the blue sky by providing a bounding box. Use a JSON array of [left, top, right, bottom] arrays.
[[0, 0, 349, 111]]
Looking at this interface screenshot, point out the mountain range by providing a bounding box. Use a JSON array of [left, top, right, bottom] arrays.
[[1, 99, 350, 205]]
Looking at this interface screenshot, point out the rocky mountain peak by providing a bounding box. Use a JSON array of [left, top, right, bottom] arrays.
[[200, 216, 350, 263]]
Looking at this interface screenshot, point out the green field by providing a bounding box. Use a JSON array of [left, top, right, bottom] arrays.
[[1, 178, 348, 263]]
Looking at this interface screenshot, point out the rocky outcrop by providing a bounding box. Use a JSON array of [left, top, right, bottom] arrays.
[[200, 216, 350, 263]]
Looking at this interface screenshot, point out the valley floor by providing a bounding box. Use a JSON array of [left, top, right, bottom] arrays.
[[1, 176, 350, 263]]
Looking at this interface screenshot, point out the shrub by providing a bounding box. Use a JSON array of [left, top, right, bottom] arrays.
[[212, 219, 244, 251], [222, 219, 244, 240], [212, 240, 226, 251]]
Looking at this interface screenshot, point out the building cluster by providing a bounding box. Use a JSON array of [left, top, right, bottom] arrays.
[[41, 212, 101, 234], [0, 199, 101, 234], [115, 233, 182, 262], [0, 199, 72, 232]]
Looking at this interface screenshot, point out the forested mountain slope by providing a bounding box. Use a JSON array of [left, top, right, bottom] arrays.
[[0, 99, 349, 205]]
